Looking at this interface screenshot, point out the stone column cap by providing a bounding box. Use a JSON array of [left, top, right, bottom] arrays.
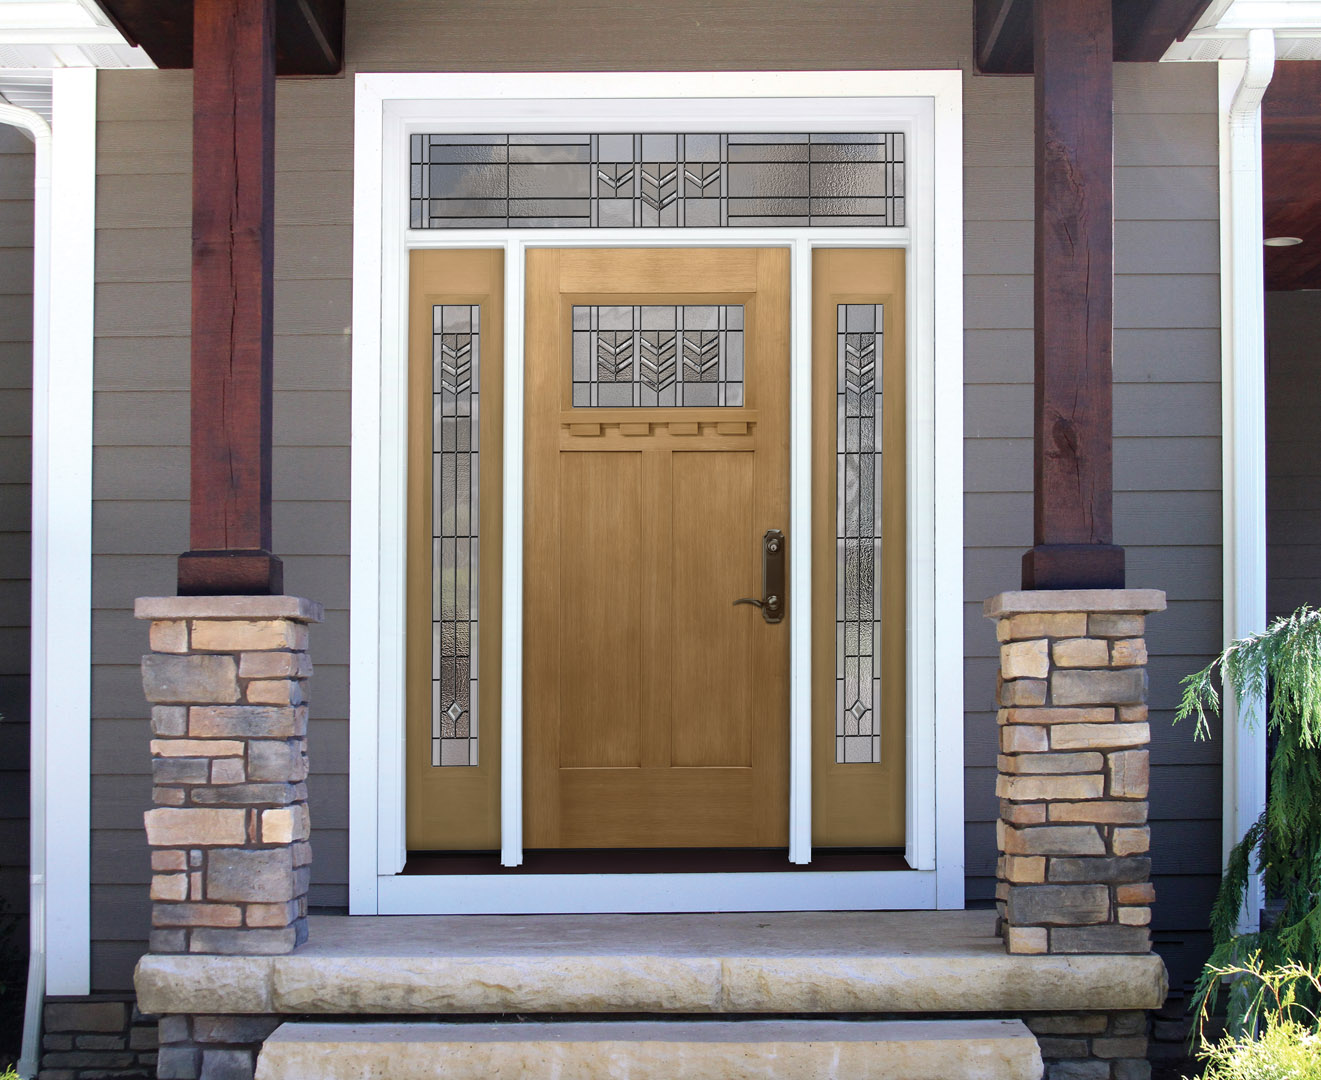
[[984, 590, 1167, 618], [135, 596, 325, 623]]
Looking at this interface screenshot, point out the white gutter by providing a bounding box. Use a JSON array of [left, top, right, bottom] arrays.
[[1219, 26, 1275, 937], [0, 95, 52, 1080]]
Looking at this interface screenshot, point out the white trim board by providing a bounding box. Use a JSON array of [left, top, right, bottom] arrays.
[[19, 66, 96, 1003], [378, 870, 938, 916], [349, 71, 964, 915], [1216, 46, 1272, 934]]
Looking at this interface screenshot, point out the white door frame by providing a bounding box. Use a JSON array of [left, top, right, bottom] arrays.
[[348, 71, 964, 915]]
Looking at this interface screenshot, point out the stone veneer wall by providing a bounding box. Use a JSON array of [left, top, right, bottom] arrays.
[[135, 597, 322, 956], [36, 999, 157, 1080], [1027, 1011, 1151, 1080], [986, 590, 1166, 958]]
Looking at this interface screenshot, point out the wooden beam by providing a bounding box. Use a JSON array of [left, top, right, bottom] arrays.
[[92, 0, 343, 75], [976, 0, 1034, 75], [975, 0, 1214, 73], [1022, 0, 1124, 590], [177, 0, 282, 596], [1112, 0, 1214, 62]]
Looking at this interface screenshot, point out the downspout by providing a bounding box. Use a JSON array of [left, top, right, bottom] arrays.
[[0, 97, 52, 1080], [1221, 26, 1274, 936]]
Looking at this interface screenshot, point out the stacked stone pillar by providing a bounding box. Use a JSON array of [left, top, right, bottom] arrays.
[[985, 590, 1165, 956], [136, 596, 323, 956]]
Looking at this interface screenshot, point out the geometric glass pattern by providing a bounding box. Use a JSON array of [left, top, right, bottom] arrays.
[[410, 132, 905, 229], [837, 304, 883, 764], [571, 305, 744, 407], [432, 305, 479, 767]]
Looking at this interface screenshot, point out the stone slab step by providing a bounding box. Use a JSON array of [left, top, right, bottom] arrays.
[[136, 911, 1169, 1017], [254, 1018, 1043, 1080]]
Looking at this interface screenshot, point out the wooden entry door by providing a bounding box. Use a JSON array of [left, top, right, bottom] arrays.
[[524, 248, 790, 849]]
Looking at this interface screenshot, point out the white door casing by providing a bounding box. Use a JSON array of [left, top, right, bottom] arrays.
[[348, 71, 964, 915]]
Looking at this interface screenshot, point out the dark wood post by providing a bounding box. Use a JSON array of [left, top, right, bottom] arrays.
[[1022, 0, 1125, 590], [177, 0, 283, 595]]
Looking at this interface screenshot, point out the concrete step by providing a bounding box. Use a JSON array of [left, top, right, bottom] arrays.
[[254, 1018, 1043, 1080]]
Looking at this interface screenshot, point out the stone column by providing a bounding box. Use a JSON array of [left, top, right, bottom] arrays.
[[136, 596, 323, 956], [984, 589, 1166, 956]]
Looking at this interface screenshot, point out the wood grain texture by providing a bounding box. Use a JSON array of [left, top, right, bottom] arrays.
[[180, 0, 282, 593], [671, 451, 754, 768], [558, 451, 643, 769], [1024, 0, 1122, 589], [1259, 59, 1321, 289], [524, 248, 789, 848]]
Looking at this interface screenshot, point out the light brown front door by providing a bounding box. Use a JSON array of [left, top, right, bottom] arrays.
[[524, 248, 791, 848]]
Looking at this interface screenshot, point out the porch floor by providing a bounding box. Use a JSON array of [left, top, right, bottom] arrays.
[[135, 909, 1166, 1017]]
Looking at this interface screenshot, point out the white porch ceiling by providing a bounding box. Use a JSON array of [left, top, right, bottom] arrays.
[[0, 0, 151, 69], [1166, 0, 1321, 59]]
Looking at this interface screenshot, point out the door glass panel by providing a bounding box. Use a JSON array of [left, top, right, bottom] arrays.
[[837, 303, 883, 765], [410, 132, 905, 229], [571, 304, 744, 407], [432, 304, 480, 766]]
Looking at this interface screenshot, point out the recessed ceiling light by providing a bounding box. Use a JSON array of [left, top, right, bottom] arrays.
[[1265, 236, 1304, 247]]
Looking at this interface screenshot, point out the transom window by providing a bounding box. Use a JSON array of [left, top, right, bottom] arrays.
[[409, 131, 906, 229]]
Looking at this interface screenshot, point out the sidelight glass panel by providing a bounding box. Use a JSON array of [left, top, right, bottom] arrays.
[[571, 304, 744, 407], [432, 304, 480, 766], [409, 132, 905, 229], [837, 304, 883, 764]]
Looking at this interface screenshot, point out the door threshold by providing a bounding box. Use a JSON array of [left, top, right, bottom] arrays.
[[402, 848, 909, 876]]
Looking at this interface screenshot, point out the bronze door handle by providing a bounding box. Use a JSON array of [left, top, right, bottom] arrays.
[[732, 530, 785, 624]]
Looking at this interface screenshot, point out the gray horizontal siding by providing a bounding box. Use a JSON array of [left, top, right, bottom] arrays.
[[89, 4, 1226, 998], [0, 125, 32, 977]]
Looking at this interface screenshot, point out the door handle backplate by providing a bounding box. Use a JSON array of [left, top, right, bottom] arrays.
[[733, 529, 785, 624]]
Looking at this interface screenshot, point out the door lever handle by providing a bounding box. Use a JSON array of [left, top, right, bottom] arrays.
[[732, 530, 785, 624]]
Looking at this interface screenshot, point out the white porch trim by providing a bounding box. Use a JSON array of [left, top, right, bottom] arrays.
[[9, 67, 97, 1064], [349, 71, 964, 915], [1216, 36, 1274, 935]]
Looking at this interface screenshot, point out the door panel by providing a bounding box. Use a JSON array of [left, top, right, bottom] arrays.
[[525, 247, 789, 849], [558, 450, 643, 769], [671, 450, 755, 769]]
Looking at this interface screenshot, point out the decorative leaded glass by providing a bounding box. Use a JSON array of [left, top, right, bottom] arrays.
[[410, 133, 905, 229], [571, 305, 744, 407], [837, 304, 883, 765], [433, 305, 480, 767]]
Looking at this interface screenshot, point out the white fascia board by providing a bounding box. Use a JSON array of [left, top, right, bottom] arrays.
[[1217, 1, 1321, 29], [0, 42, 155, 69], [0, 2, 108, 31], [0, 27, 128, 44], [1164, 0, 1321, 59]]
